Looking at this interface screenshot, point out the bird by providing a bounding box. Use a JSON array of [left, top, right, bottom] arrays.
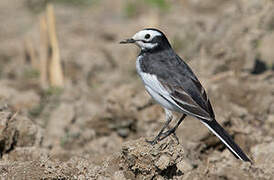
[[120, 28, 251, 162]]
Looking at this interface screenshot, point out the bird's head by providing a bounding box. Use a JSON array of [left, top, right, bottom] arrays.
[[120, 28, 171, 52]]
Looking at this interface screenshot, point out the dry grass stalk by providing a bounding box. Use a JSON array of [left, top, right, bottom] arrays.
[[39, 15, 49, 89], [46, 3, 64, 87]]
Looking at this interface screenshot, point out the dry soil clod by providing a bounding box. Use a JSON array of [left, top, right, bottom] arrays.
[[120, 137, 185, 179]]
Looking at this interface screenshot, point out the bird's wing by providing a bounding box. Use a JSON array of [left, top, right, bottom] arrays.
[[147, 54, 215, 121], [158, 77, 214, 121]]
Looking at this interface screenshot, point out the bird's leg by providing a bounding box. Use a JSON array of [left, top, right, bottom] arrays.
[[159, 114, 187, 143], [146, 109, 173, 145]]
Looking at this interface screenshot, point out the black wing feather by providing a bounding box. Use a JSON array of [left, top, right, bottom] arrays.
[[140, 51, 214, 120]]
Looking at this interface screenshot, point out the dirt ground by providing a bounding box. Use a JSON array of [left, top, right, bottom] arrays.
[[0, 0, 274, 179]]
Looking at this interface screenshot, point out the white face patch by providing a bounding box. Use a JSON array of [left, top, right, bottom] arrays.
[[132, 30, 162, 50], [136, 41, 158, 50]]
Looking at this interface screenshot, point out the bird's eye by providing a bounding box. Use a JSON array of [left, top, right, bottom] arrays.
[[145, 34, 150, 39]]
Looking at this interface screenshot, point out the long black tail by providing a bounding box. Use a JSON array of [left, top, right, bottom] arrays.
[[201, 119, 251, 162]]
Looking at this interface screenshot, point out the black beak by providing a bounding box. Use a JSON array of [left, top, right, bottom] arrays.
[[119, 38, 135, 44]]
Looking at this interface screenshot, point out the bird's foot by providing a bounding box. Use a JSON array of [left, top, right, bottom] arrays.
[[145, 138, 158, 145], [159, 128, 180, 144], [146, 132, 165, 145], [146, 128, 180, 145]]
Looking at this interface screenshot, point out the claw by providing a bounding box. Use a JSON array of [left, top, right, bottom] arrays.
[[146, 138, 158, 145], [158, 128, 180, 144], [172, 132, 180, 144]]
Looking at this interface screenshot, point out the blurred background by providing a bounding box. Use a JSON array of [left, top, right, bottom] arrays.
[[0, 0, 273, 179]]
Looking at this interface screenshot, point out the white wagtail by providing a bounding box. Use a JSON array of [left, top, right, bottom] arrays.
[[120, 28, 250, 162]]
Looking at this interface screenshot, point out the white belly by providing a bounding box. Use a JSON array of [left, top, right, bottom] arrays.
[[136, 56, 180, 112], [144, 85, 179, 111]]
